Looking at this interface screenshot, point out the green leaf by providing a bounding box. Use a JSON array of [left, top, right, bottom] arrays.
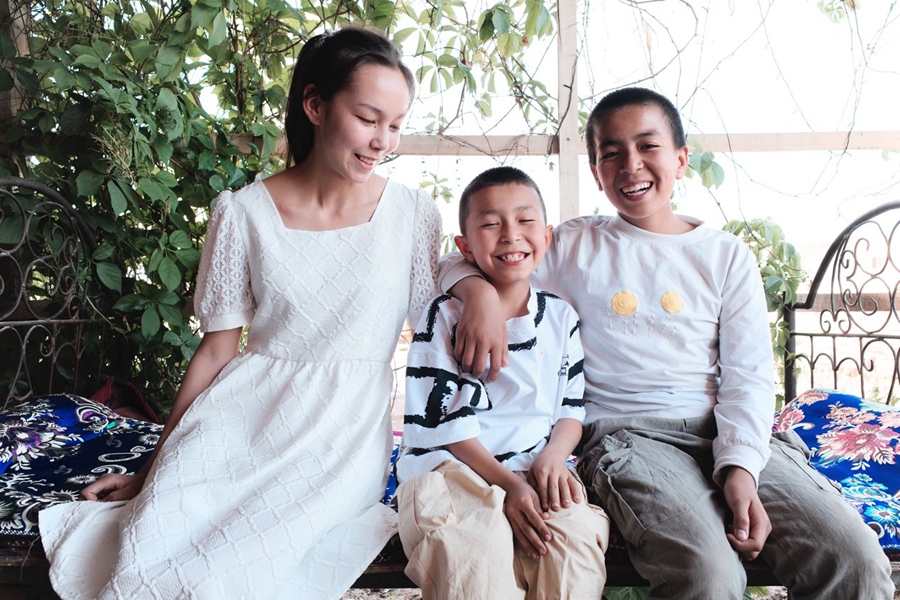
[[141, 306, 161, 338], [92, 244, 115, 261], [139, 177, 173, 202], [174, 248, 201, 270], [191, 3, 219, 29], [158, 256, 181, 291], [198, 150, 217, 171], [129, 13, 153, 35], [129, 41, 157, 63], [169, 229, 192, 249], [0, 33, 15, 60], [154, 47, 182, 80], [113, 293, 150, 311], [156, 87, 179, 112], [107, 181, 128, 217], [393, 27, 417, 45], [163, 330, 182, 346], [96, 262, 122, 292], [158, 302, 184, 328], [209, 11, 228, 48], [0, 68, 13, 92], [76, 170, 106, 197], [492, 6, 512, 35], [437, 53, 457, 67], [154, 135, 174, 164], [156, 290, 180, 305], [72, 54, 101, 69], [209, 174, 226, 193], [53, 66, 76, 89], [478, 10, 495, 40], [149, 248, 163, 272], [155, 171, 178, 187]]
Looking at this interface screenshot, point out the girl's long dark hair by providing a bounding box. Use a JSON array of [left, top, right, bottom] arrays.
[[283, 27, 415, 168]]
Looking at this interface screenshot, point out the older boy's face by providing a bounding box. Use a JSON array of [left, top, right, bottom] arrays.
[[589, 104, 689, 234], [455, 183, 552, 288]]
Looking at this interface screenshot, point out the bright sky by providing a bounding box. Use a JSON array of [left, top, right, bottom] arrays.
[[382, 0, 900, 273]]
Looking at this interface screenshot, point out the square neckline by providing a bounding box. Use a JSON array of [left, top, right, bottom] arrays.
[[256, 178, 393, 233]]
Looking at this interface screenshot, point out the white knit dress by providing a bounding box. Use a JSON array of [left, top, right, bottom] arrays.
[[40, 179, 441, 600]]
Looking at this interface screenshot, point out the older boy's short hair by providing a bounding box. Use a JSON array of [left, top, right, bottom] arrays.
[[458, 166, 546, 234], [585, 87, 687, 165]]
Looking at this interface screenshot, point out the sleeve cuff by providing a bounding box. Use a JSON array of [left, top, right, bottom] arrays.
[[199, 309, 254, 333], [438, 252, 483, 293], [713, 444, 766, 488]]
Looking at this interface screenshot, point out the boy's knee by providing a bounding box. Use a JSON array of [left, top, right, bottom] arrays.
[[650, 549, 745, 599]]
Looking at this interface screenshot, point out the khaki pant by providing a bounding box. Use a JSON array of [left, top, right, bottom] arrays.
[[397, 460, 609, 600], [579, 416, 895, 600]]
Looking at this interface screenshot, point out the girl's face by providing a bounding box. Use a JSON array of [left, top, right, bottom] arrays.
[[305, 64, 411, 183]]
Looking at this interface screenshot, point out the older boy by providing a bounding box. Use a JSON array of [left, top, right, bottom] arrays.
[[396, 167, 609, 600], [442, 89, 893, 598]]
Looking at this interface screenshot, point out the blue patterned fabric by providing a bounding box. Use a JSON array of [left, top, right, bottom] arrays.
[[774, 389, 900, 550], [0, 394, 161, 536]]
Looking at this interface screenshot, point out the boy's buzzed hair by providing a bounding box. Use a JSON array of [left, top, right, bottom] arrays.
[[458, 166, 547, 234], [585, 87, 687, 165]]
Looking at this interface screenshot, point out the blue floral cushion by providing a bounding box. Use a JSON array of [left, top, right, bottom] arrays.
[[0, 394, 161, 536], [774, 389, 900, 550]]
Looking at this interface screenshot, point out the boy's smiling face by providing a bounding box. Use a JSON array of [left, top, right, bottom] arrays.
[[455, 183, 552, 291], [590, 104, 691, 234]]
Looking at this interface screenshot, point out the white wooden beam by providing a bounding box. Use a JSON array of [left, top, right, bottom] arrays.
[[393, 131, 900, 156], [556, 0, 580, 221], [689, 131, 900, 152]]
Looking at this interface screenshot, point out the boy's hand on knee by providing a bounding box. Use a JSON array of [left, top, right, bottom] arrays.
[[527, 455, 581, 512], [723, 466, 772, 561], [503, 478, 552, 559]]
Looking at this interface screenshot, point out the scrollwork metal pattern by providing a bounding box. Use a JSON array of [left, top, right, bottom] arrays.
[[786, 202, 900, 404], [0, 177, 102, 410]]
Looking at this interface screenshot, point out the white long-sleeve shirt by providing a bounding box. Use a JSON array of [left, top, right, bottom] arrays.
[[440, 214, 774, 484]]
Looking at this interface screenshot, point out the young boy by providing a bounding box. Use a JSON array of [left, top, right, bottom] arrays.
[[396, 166, 609, 600], [441, 89, 893, 598]]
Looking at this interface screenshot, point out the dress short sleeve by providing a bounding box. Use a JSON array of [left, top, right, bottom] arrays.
[[194, 191, 256, 332], [407, 189, 441, 327]]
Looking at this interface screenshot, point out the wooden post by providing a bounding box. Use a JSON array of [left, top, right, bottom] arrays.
[[556, 0, 580, 221], [0, 0, 29, 125]]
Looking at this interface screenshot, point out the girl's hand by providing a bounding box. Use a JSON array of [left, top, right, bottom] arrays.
[[527, 452, 582, 512], [502, 477, 551, 559], [81, 473, 145, 502]]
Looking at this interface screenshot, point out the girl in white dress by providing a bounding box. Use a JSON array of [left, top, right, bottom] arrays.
[[40, 27, 441, 600]]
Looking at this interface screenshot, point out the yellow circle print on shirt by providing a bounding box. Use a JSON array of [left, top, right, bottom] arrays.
[[661, 291, 684, 314], [611, 291, 639, 316]]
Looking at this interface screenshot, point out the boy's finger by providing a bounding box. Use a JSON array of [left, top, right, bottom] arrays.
[[731, 506, 750, 543], [536, 482, 550, 512], [566, 472, 582, 504], [555, 477, 572, 510], [455, 339, 473, 371], [524, 503, 552, 542], [511, 516, 546, 558], [547, 480, 562, 511], [485, 342, 507, 382]]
